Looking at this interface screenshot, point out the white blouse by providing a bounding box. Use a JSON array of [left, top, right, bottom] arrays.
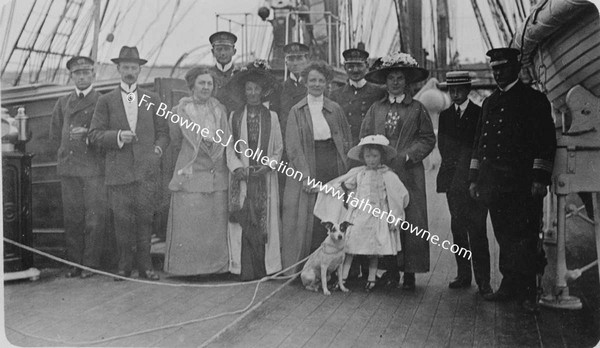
[[307, 94, 332, 140]]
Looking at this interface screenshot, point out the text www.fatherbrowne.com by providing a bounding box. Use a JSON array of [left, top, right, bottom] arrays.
[[140, 94, 472, 261]]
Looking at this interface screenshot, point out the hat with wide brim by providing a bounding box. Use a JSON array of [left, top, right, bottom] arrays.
[[365, 52, 428, 84], [111, 46, 147, 65], [224, 60, 279, 102], [347, 134, 397, 162]]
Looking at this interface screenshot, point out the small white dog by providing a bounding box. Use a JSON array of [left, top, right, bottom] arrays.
[[301, 221, 352, 295]]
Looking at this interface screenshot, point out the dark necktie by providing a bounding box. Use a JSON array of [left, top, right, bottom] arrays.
[[456, 107, 461, 119], [79, 92, 84, 99]]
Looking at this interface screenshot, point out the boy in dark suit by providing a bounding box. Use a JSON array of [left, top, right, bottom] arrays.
[[437, 71, 491, 295], [50, 56, 106, 279], [89, 46, 170, 281]]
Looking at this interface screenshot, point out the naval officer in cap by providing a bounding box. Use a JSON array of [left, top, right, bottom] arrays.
[[279, 42, 310, 136], [208, 31, 239, 112], [437, 71, 491, 295], [469, 48, 556, 312], [50, 56, 106, 279], [330, 47, 386, 147]]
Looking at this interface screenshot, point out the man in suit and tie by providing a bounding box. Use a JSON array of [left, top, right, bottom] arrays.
[[208, 31, 239, 112], [436, 71, 491, 295], [89, 46, 169, 281], [50, 56, 106, 279], [330, 47, 386, 147]]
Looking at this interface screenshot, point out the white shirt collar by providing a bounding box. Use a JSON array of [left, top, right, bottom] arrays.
[[75, 85, 93, 97], [349, 79, 367, 89], [499, 79, 519, 92], [216, 61, 233, 72], [388, 93, 405, 104], [456, 99, 470, 112], [120, 81, 137, 93], [307, 94, 324, 105], [289, 72, 300, 82]]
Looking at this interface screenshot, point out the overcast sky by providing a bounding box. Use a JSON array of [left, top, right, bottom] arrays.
[[2, 0, 597, 71]]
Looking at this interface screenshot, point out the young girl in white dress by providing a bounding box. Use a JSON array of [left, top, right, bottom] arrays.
[[314, 135, 409, 291]]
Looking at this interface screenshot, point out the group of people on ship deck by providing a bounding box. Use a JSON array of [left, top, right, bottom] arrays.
[[50, 29, 555, 312]]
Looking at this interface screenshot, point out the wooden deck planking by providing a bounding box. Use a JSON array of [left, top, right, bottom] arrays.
[[256, 286, 361, 348], [5, 169, 600, 347], [219, 285, 314, 348], [153, 280, 286, 347]]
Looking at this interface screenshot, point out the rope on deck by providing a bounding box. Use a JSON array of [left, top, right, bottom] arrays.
[[3, 236, 310, 346], [3, 237, 302, 286]]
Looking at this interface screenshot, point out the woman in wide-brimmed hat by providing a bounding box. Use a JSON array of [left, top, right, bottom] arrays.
[[225, 59, 283, 280], [359, 52, 436, 291]]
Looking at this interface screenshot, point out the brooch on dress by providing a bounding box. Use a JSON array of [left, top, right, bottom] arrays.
[[385, 110, 400, 136]]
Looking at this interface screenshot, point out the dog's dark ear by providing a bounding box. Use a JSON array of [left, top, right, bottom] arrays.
[[321, 221, 334, 231], [339, 221, 353, 232]]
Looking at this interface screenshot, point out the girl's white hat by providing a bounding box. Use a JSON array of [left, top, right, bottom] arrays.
[[347, 134, 397, 162]]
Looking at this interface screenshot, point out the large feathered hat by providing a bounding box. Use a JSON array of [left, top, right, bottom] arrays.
[[365, 52, 428, 84]]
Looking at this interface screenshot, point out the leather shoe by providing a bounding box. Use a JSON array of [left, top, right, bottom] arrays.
[[478, 284, 493, 296], [449, 277, 471, 289], [80, 270, 95, 279], [483, 290, 513, 302], [402, 273, 415, 291], [113, 270, 130, 282], [139, 270, 159, 281], [65, 268, 82, 278]]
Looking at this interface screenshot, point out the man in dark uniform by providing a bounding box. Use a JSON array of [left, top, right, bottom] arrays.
[[330, 48, 385, 146], [469, 48, 556, 312], [49, 56, 106, 279], [437, 71, 491, 295], [208, 31, 239, 112], [279, 42, 309, 136]]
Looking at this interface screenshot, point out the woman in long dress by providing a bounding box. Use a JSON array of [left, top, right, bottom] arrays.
[[280, 60, 353, 272], [164, 66, 244, 275], [360, 52, 436, 290], [225, 60, 283, 280]]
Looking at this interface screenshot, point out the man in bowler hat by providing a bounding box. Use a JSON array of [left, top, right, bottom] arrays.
[[50, 56, 106, 279], [437, 71, 491, 295], [89, 46, 170, 281], [469, 48, 556, 312]]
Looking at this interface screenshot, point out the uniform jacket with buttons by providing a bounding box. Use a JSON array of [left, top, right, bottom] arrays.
[[469, 80, 556, 193], [279, 77, 307, 137], [330, 81, 386, 145], [209, 65, 239, 112], [436, 100, 481, 193], [89, 87, 170, 186], [50, 89, 103, 177]]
